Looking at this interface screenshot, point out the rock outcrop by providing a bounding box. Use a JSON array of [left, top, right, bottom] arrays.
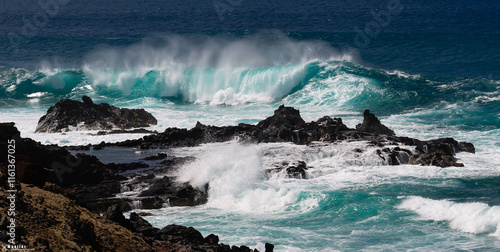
[[0, 184, 150, 252], [104, 105, 473, 169], [103, 207, 272, 252], [0, 184, 270, 252], [138, 176, 208, 207], [356, 109, 395, 136], [266, 160, 309, 179], [35, 96, 157, 133]]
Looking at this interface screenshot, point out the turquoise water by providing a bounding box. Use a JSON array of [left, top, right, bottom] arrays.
[[133, 140, 500, 251]]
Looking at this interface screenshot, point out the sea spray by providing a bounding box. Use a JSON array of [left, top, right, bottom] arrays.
[[175, 141, 299, 213]]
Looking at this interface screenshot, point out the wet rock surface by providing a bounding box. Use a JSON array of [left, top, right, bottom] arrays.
[[0, 183, 268, 252], [35, 96, 157, 133], [103, 105, 474, 169], [266, 160, 309, 179], [104, 206, 271, 252]]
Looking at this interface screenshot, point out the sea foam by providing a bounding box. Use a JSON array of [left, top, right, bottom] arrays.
[[175, 141, 299, 213], [399, 196, 500, 238]]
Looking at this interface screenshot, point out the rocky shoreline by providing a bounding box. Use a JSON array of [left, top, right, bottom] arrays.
[[0, 98, 475, 251]]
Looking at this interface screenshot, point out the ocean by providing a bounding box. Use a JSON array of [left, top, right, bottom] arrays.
[[1, 0, 499, 251]]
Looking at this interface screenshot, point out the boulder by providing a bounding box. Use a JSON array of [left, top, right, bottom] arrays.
[[35, 96, 157, 133], [155, 224, 205, 244]]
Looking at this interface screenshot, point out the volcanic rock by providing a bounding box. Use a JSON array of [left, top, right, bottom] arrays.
[[35, 96, 157, 133], [267, 160, 309, 179], [356, 109, 395, 136], [139, 176, 208, 207], [0, 184, 150, 251]]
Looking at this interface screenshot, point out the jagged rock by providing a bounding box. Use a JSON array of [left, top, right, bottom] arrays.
[[139, 176, 208, 206], [141, 197, 166, 209], [265, 243, 275, 252], [103, 205, 134, 231], [42, 183, 76, 200], [311, 116, 349, 141], [408, 143, 465, 168], [356, 109, 395, 136], [257, 105, 305, 129], [84, 198, 133, 214], [129, 212, 158, 237], [460, 142, 476, 153], [377, 147, 413, 165], [106, 161, 149, 173], [1, 155, 51, 187], [421, 138, 475, 154], [405, 137, 474, 168], [67, 180, 122, 209], [82, 95, 94, 106], [257, 105, 308, 144], [35, 96, 157, 133], [204, 234, 219, 245], [124, 213, 265, 251], [267, 160, 309, 179]]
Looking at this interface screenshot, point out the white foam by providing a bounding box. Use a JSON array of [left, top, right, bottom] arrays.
[[385, 69, 421, 79], [399, 196, 500, 238], [26, 92, 48, 98], [81, 32, 352, 105], [175, 141, 299, 213]]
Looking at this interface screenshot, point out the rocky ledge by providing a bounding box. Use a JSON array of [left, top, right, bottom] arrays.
[[1, 105, 475, 214], [0, 183, 271, 252], [108, 105, 475, 168], [35, 96, 157, 133]]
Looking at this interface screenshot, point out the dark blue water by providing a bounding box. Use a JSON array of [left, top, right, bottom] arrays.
[[0, 0, 498, 77]]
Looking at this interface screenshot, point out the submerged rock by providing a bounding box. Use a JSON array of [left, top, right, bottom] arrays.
[[35, 96, 157, 133]]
